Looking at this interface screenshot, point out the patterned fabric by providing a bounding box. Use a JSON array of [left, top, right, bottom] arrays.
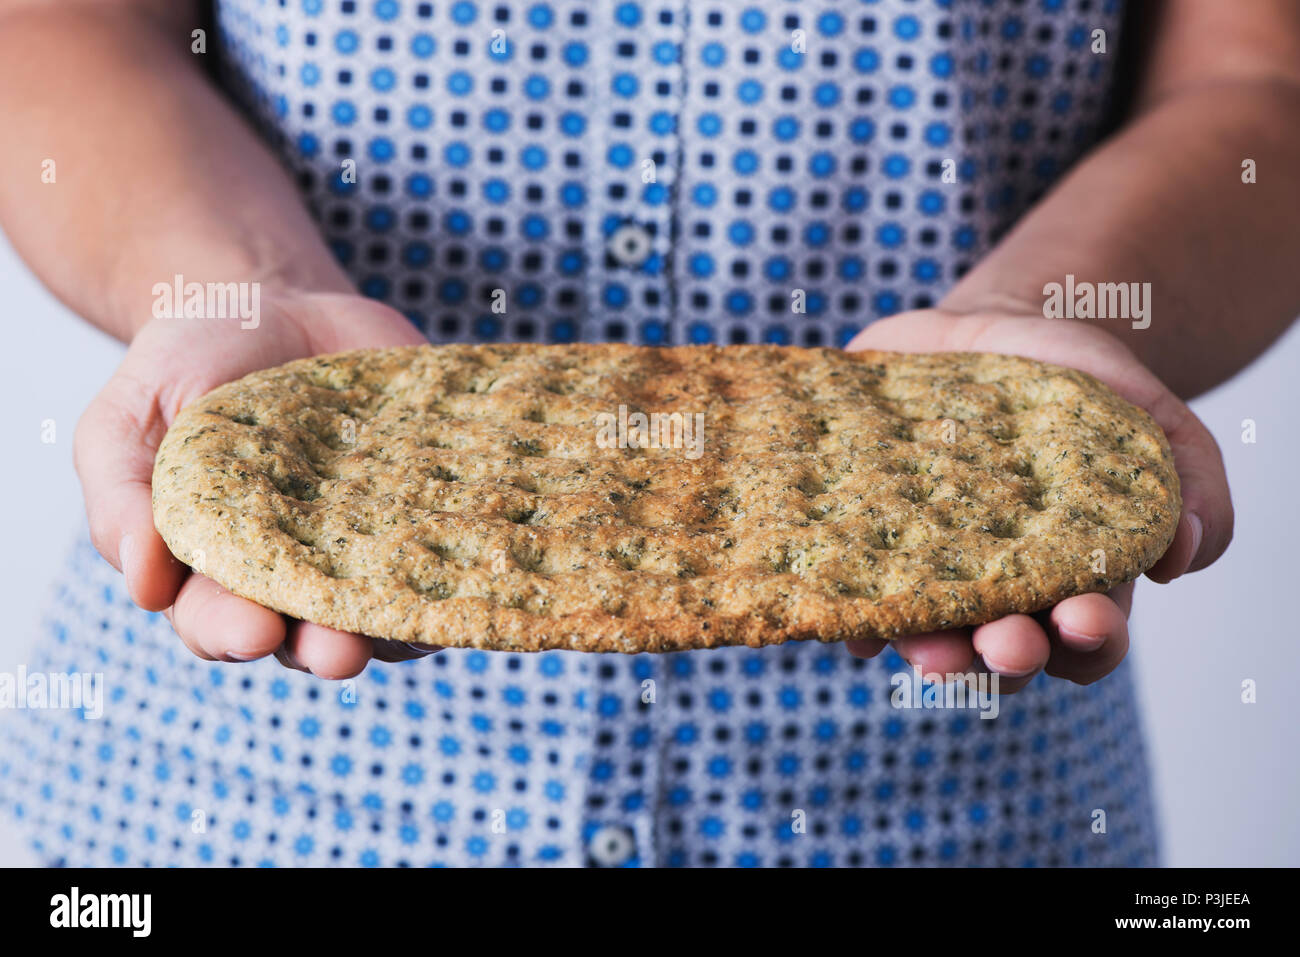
[[2, 535, 1157, 867], [216, 0, 1122, 346], [1, 0, 1160, 867]]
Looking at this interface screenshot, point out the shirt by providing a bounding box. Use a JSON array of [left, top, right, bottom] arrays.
[[0, 0, 1157, 867]]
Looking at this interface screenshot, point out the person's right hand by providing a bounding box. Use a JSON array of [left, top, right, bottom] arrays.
[[74, 290, 432, 679]]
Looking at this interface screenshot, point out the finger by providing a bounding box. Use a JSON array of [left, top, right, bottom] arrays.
[[844, 638, 889, 659], [971, 614, 1051, 694], [890, 629, 976, 675], [371, 638, 440, 662], [169, 573, 286, 662], [845, 311, 972, 353], [74, 375, 187, 611], [274, 642, 309, 674], [289, 293, 430, 353], [1043, 590, 1131, 685], [1139, 389, 1232, 582], [284, 620, 374, 680], [1104, 581, 1135, 617], [1145, 513, 1199, 583], [1051, 587, 1132, 650], [161, 600, 217, 662]]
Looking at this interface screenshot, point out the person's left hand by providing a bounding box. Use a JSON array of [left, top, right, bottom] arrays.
[[842, 308, 1233, 693]]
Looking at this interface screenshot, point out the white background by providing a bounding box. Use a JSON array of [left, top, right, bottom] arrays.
[[0, 231, 1296, 867]]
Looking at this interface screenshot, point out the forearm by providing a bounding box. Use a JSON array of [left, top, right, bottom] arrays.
[[941, 79, 1300, 399], [0, 2, 353, 342]]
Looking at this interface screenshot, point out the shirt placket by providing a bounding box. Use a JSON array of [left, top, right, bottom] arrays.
[[575, 654, 663, 868], [582, 2, 687, 346]]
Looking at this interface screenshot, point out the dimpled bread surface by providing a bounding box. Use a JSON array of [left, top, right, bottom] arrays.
[[152, 344, 1180, 652]]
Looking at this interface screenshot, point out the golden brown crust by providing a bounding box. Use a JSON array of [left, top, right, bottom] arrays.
[[151, 344, 1180, 652]]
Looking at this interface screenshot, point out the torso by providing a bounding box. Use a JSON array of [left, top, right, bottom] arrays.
[[0, 0, 1159, 868]]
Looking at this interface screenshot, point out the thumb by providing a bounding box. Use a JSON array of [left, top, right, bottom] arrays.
[[1140, 397, 1233, 582], [74, 369, 187, 611], [286, 293, 430, 353]]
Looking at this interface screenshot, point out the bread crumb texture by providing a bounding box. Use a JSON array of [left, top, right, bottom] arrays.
[[152, 344, 1180, 652]]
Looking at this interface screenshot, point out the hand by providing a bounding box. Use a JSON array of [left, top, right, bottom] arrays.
[[74, 290, 433, 679], [843, 308, 1233, 692]]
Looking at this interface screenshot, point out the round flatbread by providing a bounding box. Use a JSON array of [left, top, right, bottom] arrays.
[[152, 343, 1180, 652]]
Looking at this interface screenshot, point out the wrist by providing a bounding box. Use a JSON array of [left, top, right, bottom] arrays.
[[105, 243, 356, 342]]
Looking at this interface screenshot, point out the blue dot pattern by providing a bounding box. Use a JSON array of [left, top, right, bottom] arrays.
[[1, 0, 1160, 867], [2, 536, 1156, 866], [215, 0, 1123, 346]]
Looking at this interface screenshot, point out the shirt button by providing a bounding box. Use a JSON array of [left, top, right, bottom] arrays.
[[607, 223, 653, 268], [587, 825, 636, 867]]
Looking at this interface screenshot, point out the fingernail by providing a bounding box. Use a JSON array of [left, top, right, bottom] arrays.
[[1057, 626, 1106, 651], [1184, 513, 1203, 574], [980, 655, 1037, 678], [273, 645, 306, 672], [118, 534, 137, 581]]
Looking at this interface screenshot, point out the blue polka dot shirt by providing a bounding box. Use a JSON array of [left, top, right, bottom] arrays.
[[0, 0, 1161, 868]]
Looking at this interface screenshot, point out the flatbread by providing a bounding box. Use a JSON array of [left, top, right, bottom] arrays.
[[152, 344, 1180, 652]]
